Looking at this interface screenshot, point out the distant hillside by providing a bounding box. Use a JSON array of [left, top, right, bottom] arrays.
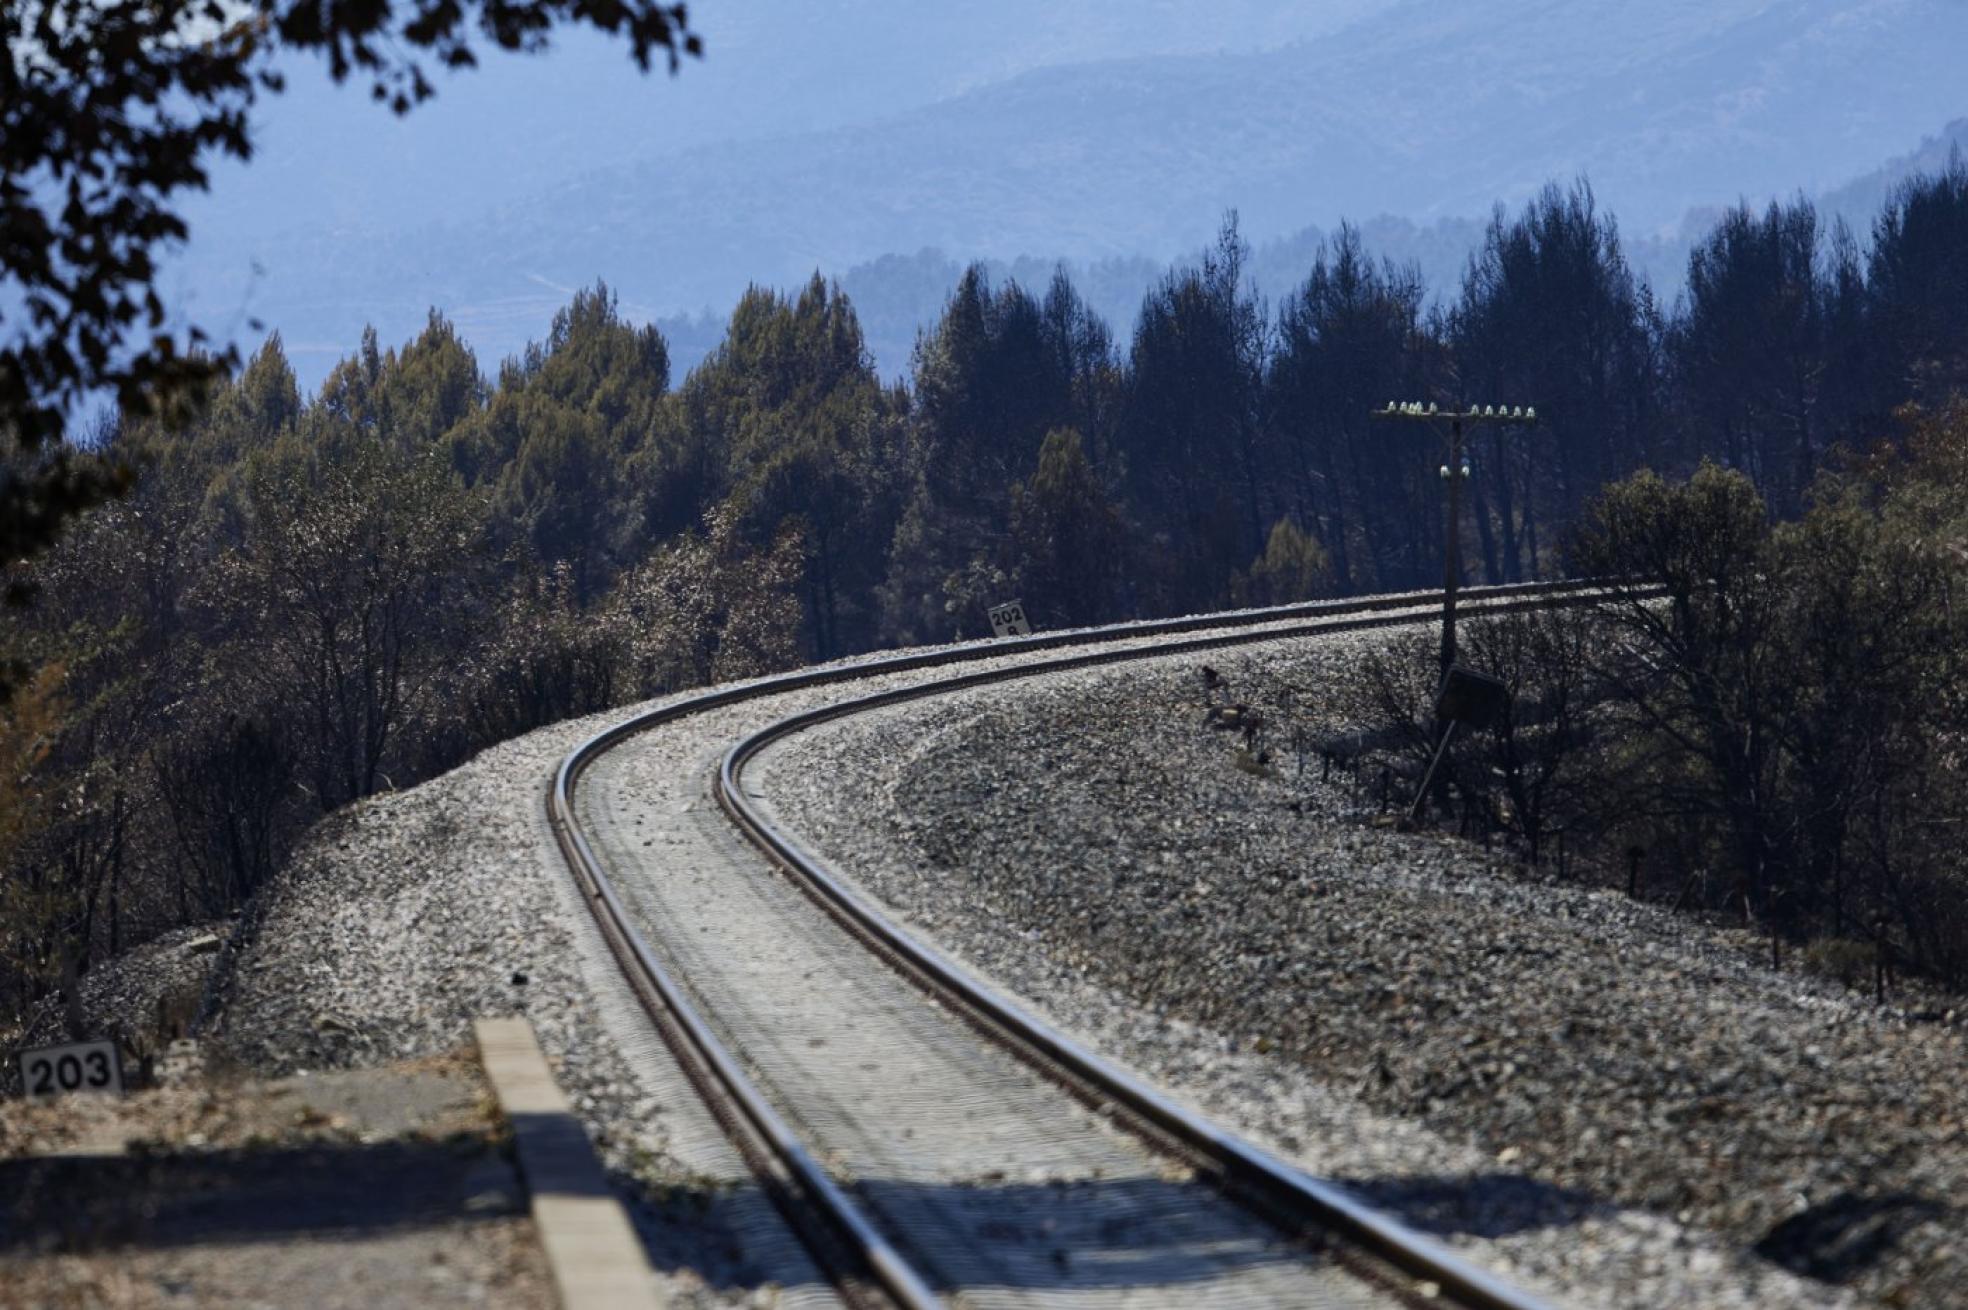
[[1820, 117, 1968, 232], [185, 0, 1392, 242], [159, 0, 1968, 388]]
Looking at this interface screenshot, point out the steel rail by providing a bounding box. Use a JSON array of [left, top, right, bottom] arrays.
[[550, 580, 1608, 1309], [715, 591, 1581, 1310]]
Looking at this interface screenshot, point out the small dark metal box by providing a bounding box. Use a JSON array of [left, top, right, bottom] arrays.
[[1435, 665, 1510, 729]]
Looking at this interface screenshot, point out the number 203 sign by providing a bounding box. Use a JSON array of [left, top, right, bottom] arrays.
[[17, 1039, 124, 1102]]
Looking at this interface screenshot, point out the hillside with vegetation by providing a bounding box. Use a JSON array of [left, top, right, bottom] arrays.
[[6, 157, 1968, 1028]]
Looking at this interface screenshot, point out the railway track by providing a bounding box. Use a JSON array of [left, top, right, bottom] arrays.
[[549, 582, 1595, 1310]]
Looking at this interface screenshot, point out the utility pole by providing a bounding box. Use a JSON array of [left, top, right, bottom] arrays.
[[1370, 401, 1539, 680]]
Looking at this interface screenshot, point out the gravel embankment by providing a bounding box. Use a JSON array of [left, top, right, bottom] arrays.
[[182, 620, 1338, 1308], [757, 629, 1967, 1310], [191, 693, 835, 1309], [16, 921, 229, 1062]]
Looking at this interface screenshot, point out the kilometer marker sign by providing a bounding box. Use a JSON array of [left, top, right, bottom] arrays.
[[17, 1038, 124, 1102], [988, 600, 1032, 638]]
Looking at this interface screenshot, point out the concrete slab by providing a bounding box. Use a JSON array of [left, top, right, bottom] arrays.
[[475, 1017, 661, 1310]]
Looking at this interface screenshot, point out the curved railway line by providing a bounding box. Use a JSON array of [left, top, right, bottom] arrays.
[[548, 582, 1605, 1310]]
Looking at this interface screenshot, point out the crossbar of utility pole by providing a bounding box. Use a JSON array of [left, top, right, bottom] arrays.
[[1369, 401, 1539, 677]]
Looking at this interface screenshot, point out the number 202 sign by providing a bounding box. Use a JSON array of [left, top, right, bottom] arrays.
[[988, 599, 1032, 638], [18, 1039, 123, 1102]]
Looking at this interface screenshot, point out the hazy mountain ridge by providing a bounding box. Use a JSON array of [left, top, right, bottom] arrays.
[[1817, 116, 1968, 227], [162, 0, 1968, 386]]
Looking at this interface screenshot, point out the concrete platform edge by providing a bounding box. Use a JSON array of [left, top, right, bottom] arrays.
[[475, 1016, 661, 1309]]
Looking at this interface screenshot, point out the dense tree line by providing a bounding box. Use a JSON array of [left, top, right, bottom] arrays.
[[1368, 427, 1968, 989], [2, 0, 701, 669], [7, 157, 1968, 1023], [1573, 442, 1968, 985]]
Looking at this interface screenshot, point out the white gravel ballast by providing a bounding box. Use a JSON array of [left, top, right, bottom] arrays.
[[753, 627, 1966, 1310], [200, 611, 1452, 1307], [205, 690, 838, 1310], [189, 606, 1966, 1310]]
